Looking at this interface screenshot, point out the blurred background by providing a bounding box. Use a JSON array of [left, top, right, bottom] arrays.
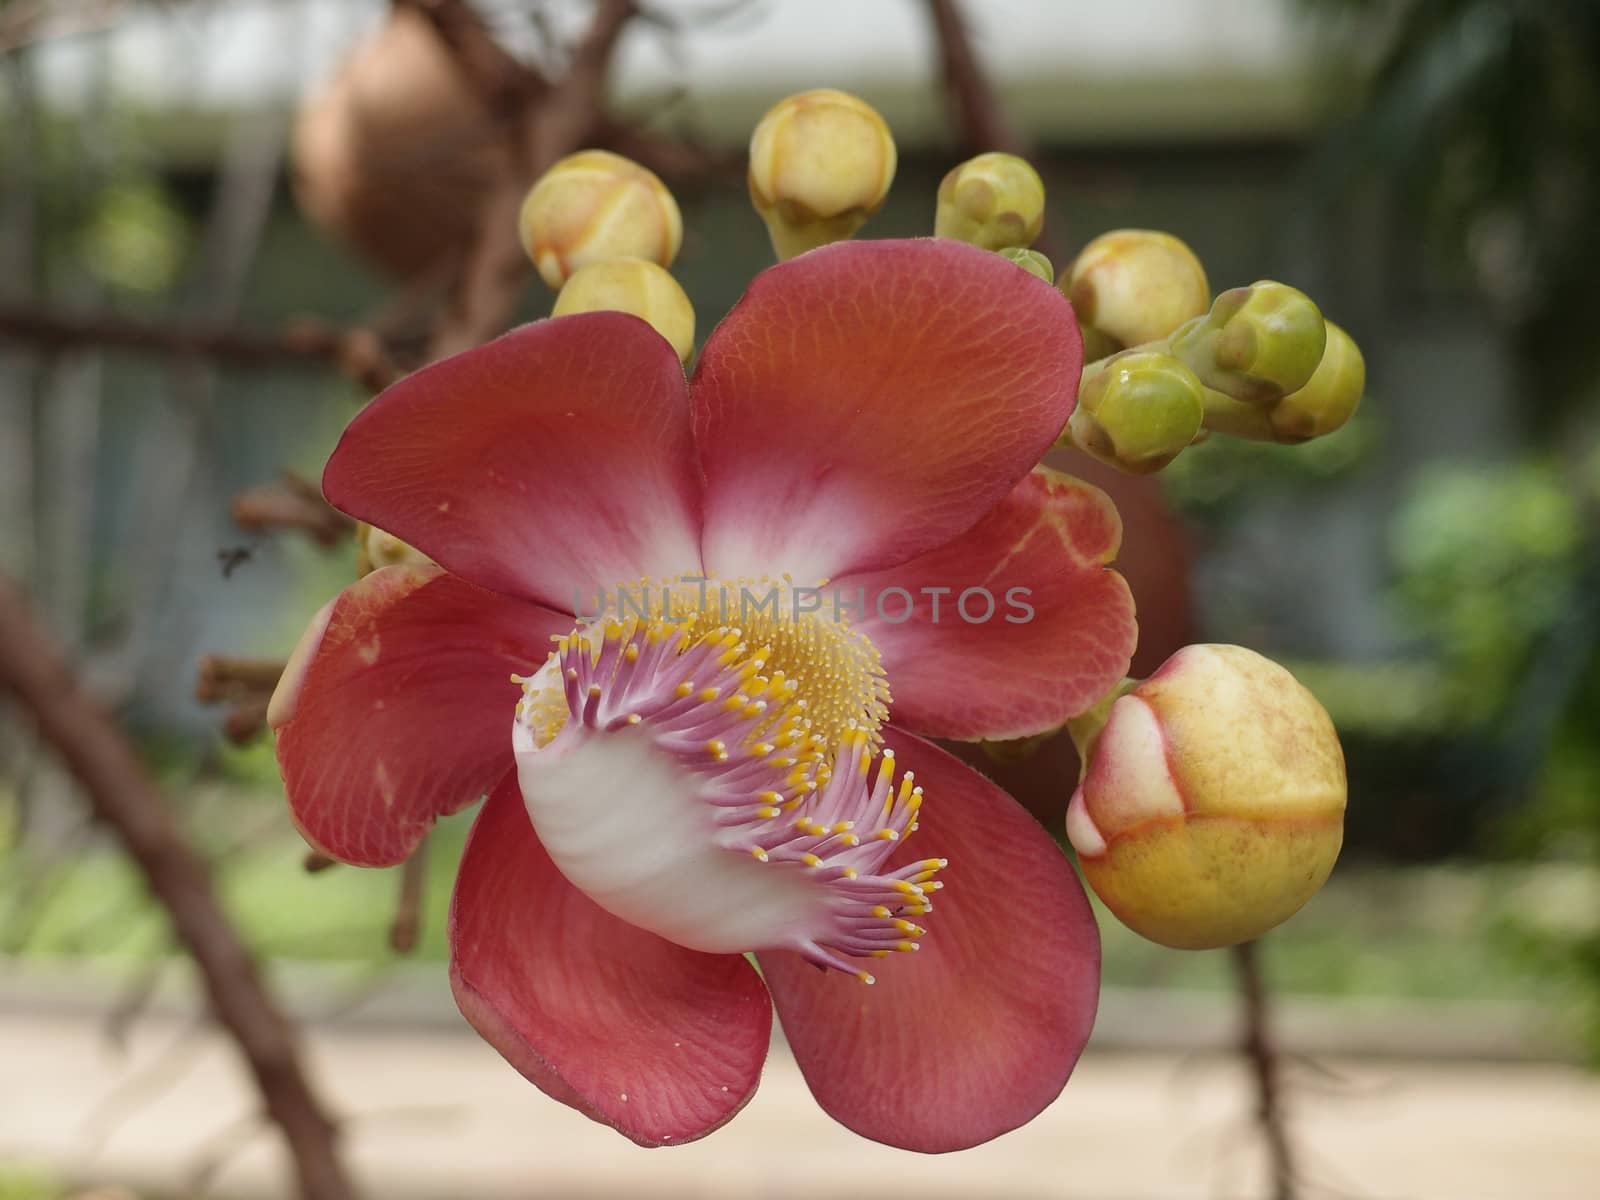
[[1, 1, 1598, 1197]]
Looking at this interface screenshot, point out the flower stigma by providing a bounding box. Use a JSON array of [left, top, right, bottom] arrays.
[[510, 576, 942, 983]]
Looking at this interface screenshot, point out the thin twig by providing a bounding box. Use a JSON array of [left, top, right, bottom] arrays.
[[0, 576, 356, 1200], [0, 307, 399, 393], [923, 0, 1062, 261], [230, 471, 354, 547], [388, 842, 429, 955], [194, 654, 287, 703], [1231, 939, 1297, 1200]]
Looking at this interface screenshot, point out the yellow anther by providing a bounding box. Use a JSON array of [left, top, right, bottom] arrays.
[[896, 941, 916, 953], [625, 713, 642, 725], [674, 682, 694, 698], [751, 847, 769, 862], [756, 806, 780, 820], [802, 853, 823, 868], [872, 906, 891, 919], [856, 970, 878, 985]]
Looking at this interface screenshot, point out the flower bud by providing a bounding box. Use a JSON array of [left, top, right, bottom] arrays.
[[1065, 350, 1205, 474], [551, 257, 696, 364], [1268, 320, 1364, 442], [518, 149, 683, 290], [1065, 230, 1209, 350], [357, 523, 431, 576], [1170, 281, 1326, 407], [935, 152, 1046, 251], [998, 246, 1054, 284], [1066, 644, 1345, 949], [748, 88, 896, 261]]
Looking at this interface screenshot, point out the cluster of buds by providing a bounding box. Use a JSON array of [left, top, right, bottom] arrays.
[[1054, 246, 1365, 472], [518, 148, 695, 363], [501, 88, 1352, 954]]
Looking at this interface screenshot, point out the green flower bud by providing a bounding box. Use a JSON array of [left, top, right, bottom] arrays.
[[518, 150, 683, 290], [1269, 320, 1364, 442], [1065, 229, 1209, 350], [1170, 281, 1326, 407], [748, 89, 897, 261], [1064, 349, 1206, 474], [1197, 318, 1364, 443], [934, 152, 1046, 251], [552, 258, 696, 364], [997, 246, 1054, 283]]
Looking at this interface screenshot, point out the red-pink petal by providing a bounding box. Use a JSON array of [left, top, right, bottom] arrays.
[[450, 775, 773, 1146], [692, 239, 1082, 583], [324, 313, 704, 612], [839, 466, 1136, 740], [272, 564, 568, 866], [760, 729, 1100, 1152]]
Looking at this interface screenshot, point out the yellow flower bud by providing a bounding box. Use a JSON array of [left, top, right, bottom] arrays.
[[551, 257, 696, 364], [1066, 645, 1346, 949], [357, 523, 431, 576], [997, 246, 1054, 283], [518, 149, 682, 290], [748, 88, 896, 261], [935, 152, 1046, 251], [1065, 349, 1205, 474], [1065, 229, 1209, 350]]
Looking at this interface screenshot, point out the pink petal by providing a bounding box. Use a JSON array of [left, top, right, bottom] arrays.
[[324, 313, 704, 612], [272, 564, 569, 866], [761, 729, 1100, 1152], [692, 238, 1082, 583], [839, 466, 1136, 740], [450, 775, 773, 1146]]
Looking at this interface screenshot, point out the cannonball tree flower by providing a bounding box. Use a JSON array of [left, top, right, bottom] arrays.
[[269, 238, 1137, 1150]]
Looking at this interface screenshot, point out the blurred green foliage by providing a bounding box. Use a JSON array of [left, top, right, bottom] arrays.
[[78, 177, 191, 295], [1390, 461, 1585, 722]]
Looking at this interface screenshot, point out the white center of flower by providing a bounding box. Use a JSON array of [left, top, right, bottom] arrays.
[[511, 576, 943, 981]]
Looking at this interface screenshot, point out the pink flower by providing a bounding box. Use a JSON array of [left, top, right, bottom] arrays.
[[270, 238, 1137, 1151]]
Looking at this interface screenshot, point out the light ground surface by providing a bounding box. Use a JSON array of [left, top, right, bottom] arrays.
[[4, 1005, 1600, 1200]]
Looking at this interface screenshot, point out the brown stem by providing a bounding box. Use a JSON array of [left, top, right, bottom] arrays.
[[0, 308, 399, 393], [400, 0, 546, 114], [424, 0, 638, 360], [0, 576, 356, 1200], [388, 843, 429, 955], [1232, 939, 1297, 1200], [923, 0, 1062, 261], [221, 697, 273, 746], [231, 472, 355, 547], [195, 655, 287, 703]]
